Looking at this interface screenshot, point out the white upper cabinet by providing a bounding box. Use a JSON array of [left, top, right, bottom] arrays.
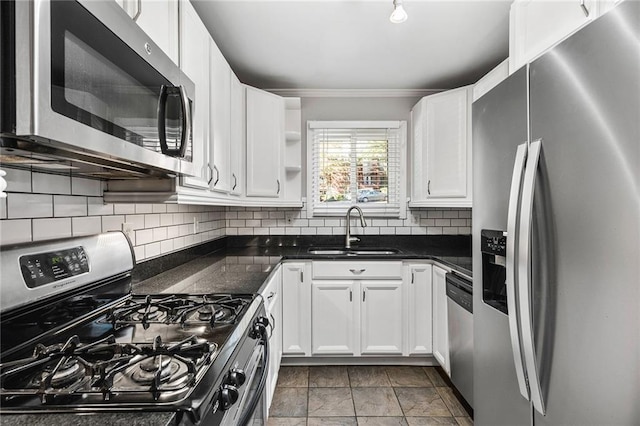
[[229, 75, 245, 196], [178, 0, 210, 189], [508, 0, 614, 74], [411, 86, 472, 207], [246, 87, 285, 198], [115, 0, 179, 64], [209, 41, 232, 194]]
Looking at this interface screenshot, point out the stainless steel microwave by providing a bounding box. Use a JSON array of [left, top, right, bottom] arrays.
[[0, 0, 195, 178]]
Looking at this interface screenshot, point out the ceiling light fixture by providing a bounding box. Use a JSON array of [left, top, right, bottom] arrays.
[[390, 0, 408, 24]]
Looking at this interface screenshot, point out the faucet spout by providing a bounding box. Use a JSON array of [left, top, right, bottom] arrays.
[[345, 206, 367, 249]]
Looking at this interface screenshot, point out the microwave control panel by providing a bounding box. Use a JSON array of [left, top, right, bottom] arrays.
[[19, 247, 89, 288]]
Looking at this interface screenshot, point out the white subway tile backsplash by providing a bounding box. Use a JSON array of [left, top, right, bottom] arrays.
[[4, 168, 31, 192], [152, 204, 167, 213], [253, 228, 269, 235], [0, 219, 32, 244], [145, 214, 160, 228], [269, 211, 284, 219], [394, 227, 411, 235], [114, 204, 136, 215], [145, 242, 161, 258], [133, 245, 145, 261], [54, 195, 87, 217], [285, 227, 301, 235], [451, 219, 467, 227], [72, 216, 102, 236], [427, 210, 444, 219], [160, 214, 173, 226], [136, 204, 153, 214], [88, 198, 114, 216], [136, 229, 153, 245], [316, 227, 333, 235], [435, 219, 451, 227], [8, 193, 52, 218], [167, 204, 180, 213], [443, 210, 459, 218], [33, 172, 70, 195], [124, 214, 145, 230], [33, 218, 71, 241], [459, 209, 472, 218], [245, 219, 260, 227], [443, 227, 459, 234], [426, 228, 443, 235], [229, 220, 245, 227], [102, 215, 125, 232], [71, 177, 102, 196], [153, 227, 167, 242], [269, 227, 285, 235], [160, 239, 174, 254]]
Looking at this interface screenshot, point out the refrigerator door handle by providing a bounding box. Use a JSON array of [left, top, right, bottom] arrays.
[[518, 139, 546, 415], [506, 142, 530, 401]]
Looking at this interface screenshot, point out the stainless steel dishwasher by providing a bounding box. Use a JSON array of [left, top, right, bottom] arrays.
[[446, 271, 473, 407]]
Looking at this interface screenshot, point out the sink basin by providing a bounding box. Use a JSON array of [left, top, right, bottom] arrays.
[[308, 247, 400, 256]]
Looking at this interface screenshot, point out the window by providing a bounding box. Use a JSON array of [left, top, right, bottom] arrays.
[[307, 121, 406, 217]]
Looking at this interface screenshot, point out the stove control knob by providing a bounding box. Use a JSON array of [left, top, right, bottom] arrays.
[[220, 384, 239, 410], [228, 368, 246, 387]]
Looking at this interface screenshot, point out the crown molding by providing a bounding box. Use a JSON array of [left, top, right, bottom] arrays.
[[264, 88, 444, 98]]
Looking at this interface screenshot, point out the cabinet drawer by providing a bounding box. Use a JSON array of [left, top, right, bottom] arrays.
[[312, 261, 403, 280]]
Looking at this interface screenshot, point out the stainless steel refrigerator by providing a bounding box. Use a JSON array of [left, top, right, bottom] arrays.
[[472, 2, 639, 425]]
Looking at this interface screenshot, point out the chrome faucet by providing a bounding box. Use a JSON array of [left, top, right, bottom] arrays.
[[345, 206, 367, 249]]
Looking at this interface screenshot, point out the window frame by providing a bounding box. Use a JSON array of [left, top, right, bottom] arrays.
[[306, 120, 407, 218]]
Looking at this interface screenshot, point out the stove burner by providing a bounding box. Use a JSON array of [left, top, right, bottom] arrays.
[[197, 306, 226, 322], [131, 356, 179, 385], [50, 359, 85, 389], [134, 306, 161, 321]]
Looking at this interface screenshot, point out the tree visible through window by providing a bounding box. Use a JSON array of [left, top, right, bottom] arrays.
[[309, 122, 406, 217]]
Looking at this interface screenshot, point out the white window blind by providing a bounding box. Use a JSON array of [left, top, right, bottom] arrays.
[[308, 121, 406, 217]]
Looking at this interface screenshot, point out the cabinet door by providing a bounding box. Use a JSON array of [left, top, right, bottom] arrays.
[[246, 87, 284, 198], [178, 0, 210, 189], [424, 87, 470, 199], [509, 0, 596, 73], [432, 265, 450, 375], [281, 263, 311, 356], [311, 281, 358, 355], [229, 75, 245, 196], [135, 0, 179, 64], [360, 281, 403, 355], [407, 264, 433, 355], [209, 41, 232, 193], [261, 267, 282, 411]]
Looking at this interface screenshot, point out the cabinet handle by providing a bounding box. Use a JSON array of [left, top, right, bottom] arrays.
[[349, 290, 352, 302], [269, 313, 276, 336], [207, 164, 213, 185], [277, 179, 281, 194], [363, 290, 366, 302], [300, 271, 304, 282], [267, 292, 275, 300], [213, 165, 220, 186], [232, 173, 237, 190], [580, 0, 590, 17], [411, 272, 415, 284], [349, 269, 366, 274], [132, 0, 142, 21], [428, 180, 431, 195]]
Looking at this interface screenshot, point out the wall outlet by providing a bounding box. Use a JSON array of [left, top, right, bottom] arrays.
[[121, 223, 134, 242], [285, 212, 295, 224], [193, 218, 198, 234]]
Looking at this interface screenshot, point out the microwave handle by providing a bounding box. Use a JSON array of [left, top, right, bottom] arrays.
[[157, 85, 190, 158]]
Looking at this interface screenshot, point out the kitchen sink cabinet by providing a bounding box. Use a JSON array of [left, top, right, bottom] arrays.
[[246, 87, 285, 198], [311, 281, 359, 355], [261, 265, 282, 411], [410, 86, 472, 208], [281, 262, 311, 356], [432, 264, 450, 375], [360, 281, 404, 355], [209, 40, 232, 194], [115, 0, 179, 65], [407, 263, 433, 355]]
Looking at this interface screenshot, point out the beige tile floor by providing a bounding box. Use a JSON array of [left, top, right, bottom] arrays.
[[268, 365, 473, 426]]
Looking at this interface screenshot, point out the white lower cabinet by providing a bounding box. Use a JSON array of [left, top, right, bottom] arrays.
[[311, 281, 358, 355], [432, 265, 450, 375], [281, 263, 311, 356], [260, 266, 282, 411], [360, 281, 403, 355], [407, 264, 433, 355]]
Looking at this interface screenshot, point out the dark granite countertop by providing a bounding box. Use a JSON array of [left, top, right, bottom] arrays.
[[0, 412, 175, 426]]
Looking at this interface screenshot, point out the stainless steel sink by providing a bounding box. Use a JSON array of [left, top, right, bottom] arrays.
[[308, 247, 400, 256]]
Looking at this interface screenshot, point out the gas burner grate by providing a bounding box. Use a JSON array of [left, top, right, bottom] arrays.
[[0, 334, 217, 404], [102, 294, 250, 329]]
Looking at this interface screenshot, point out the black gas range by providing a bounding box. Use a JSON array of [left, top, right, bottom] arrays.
[[0, 232, 269, 425]]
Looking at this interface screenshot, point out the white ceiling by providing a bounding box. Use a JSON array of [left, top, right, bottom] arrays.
[[191, 0, 512, 91]]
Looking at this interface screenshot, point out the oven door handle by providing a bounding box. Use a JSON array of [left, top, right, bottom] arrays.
[[237, 320, 270, 426]]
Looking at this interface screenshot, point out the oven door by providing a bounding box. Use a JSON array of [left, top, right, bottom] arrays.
[[12, 0, 195, 176]]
